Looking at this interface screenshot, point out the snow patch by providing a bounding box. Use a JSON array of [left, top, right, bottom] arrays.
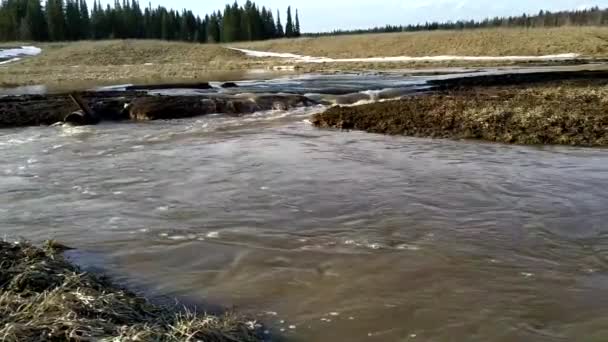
[[0, 46, 41, 65], [229, 47, 581, 63]]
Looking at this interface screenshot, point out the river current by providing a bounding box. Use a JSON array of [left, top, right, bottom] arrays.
[[1, 73, 608, 341]]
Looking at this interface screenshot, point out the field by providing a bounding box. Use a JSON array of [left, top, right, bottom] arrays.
[[234, 27, 608, 58], [1, 27, 608, 86]]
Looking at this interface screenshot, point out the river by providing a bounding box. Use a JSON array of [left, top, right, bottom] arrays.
[[1, 73, 608, 341]]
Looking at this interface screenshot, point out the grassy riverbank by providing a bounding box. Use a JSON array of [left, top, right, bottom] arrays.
[[1, 27, 608, 86], [235, 27, 608, 58], [0, 40, 268, 87], [312, 80, 608, 146], [0, 240, 262, 342]]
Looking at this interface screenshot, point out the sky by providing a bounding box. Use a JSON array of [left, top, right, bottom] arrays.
[[94, 0, 608, 32]]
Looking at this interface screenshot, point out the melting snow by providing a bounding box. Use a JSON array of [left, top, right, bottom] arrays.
[[230, 47, 580, 63], [0, 46, 41, 65]]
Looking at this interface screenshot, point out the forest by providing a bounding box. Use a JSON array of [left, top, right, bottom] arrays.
[[0, 0, 301, 42], [307, 6, 608, 36]]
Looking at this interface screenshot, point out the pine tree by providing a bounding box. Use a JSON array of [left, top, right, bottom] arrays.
[[275, 9, 283, 37], [285, 6, 293, 37]]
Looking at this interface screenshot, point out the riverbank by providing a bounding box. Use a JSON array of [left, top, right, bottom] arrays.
[[312, 79, 608, 146], [3, 68, 608, 131], [0, 240, 262, 341], [0, 90, 315, 128], [2, 27, 608, 86]]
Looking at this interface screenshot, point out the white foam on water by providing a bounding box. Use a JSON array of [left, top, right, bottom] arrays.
[[396, 244, 421, 251], [0, 136, 37, 147], [206, 231, 220, 238], [167, 234, 197, 241], [59, 125, 94, 137], [230, 47, 581, 64]]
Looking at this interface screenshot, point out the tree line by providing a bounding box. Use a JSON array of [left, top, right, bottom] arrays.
[[0, 0, 301, 42], [306, 6, 608, 37]]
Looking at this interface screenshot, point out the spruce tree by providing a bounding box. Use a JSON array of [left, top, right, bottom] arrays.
[[275, 9, 283, 38], [0, 0, 302, 43], [160, 10, 169, 40], [26, 0, 48, 40], [65, 0, 81, 40], [285, 6, 293, 37], [46, 0, 66, 41], [295, 9, 300, 37], [207, 12, 220, 43], [79, 0, 90, 38]]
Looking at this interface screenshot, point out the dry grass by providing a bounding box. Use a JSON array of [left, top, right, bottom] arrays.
[[0, 240, 263, 342], [2, 27, 608, 86], [235, 27, 608, 58], [0, 40, 270, 86], [312, 80, 608, 146]]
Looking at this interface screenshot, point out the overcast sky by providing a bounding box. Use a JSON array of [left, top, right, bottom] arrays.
[[93, 0, 608, 32]]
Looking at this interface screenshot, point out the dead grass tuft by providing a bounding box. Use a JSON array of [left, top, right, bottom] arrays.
[[0, 240, 262, 342]]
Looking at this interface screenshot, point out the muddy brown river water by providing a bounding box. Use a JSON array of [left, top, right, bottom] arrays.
[[1, 73, 608, 341]]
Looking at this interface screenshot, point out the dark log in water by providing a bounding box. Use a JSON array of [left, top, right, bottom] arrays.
[[124, 82, 213, 91], [221, 82, 239, 88], [0, 90, 317, 127], [0, 91, 143, 128]]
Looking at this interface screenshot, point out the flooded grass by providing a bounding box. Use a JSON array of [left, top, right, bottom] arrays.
[[0, 240, 262, 342], [312, 80, 608, 146]]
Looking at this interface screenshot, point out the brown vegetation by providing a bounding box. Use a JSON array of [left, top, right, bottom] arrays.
[[0, 240, 262, 342], [312, 80, 608, 146], [2, 27, 608, 87], [234, 27, 608, 58], [0, 40, 267, 87]]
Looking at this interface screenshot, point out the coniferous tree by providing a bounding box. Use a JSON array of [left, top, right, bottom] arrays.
[[79, 0, 89, 38], [275, 9, 283, 37], [46, 0, 66, 41], [25, 0, 47, 40], [294, 8, 300, 36], [261, 6, 275, 39], [0, 0, 303, 42], [160, 9, 169, 40], [285, 6, 293, 37], [207, 11, 220, 43], [65, 0, 80, 40]]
